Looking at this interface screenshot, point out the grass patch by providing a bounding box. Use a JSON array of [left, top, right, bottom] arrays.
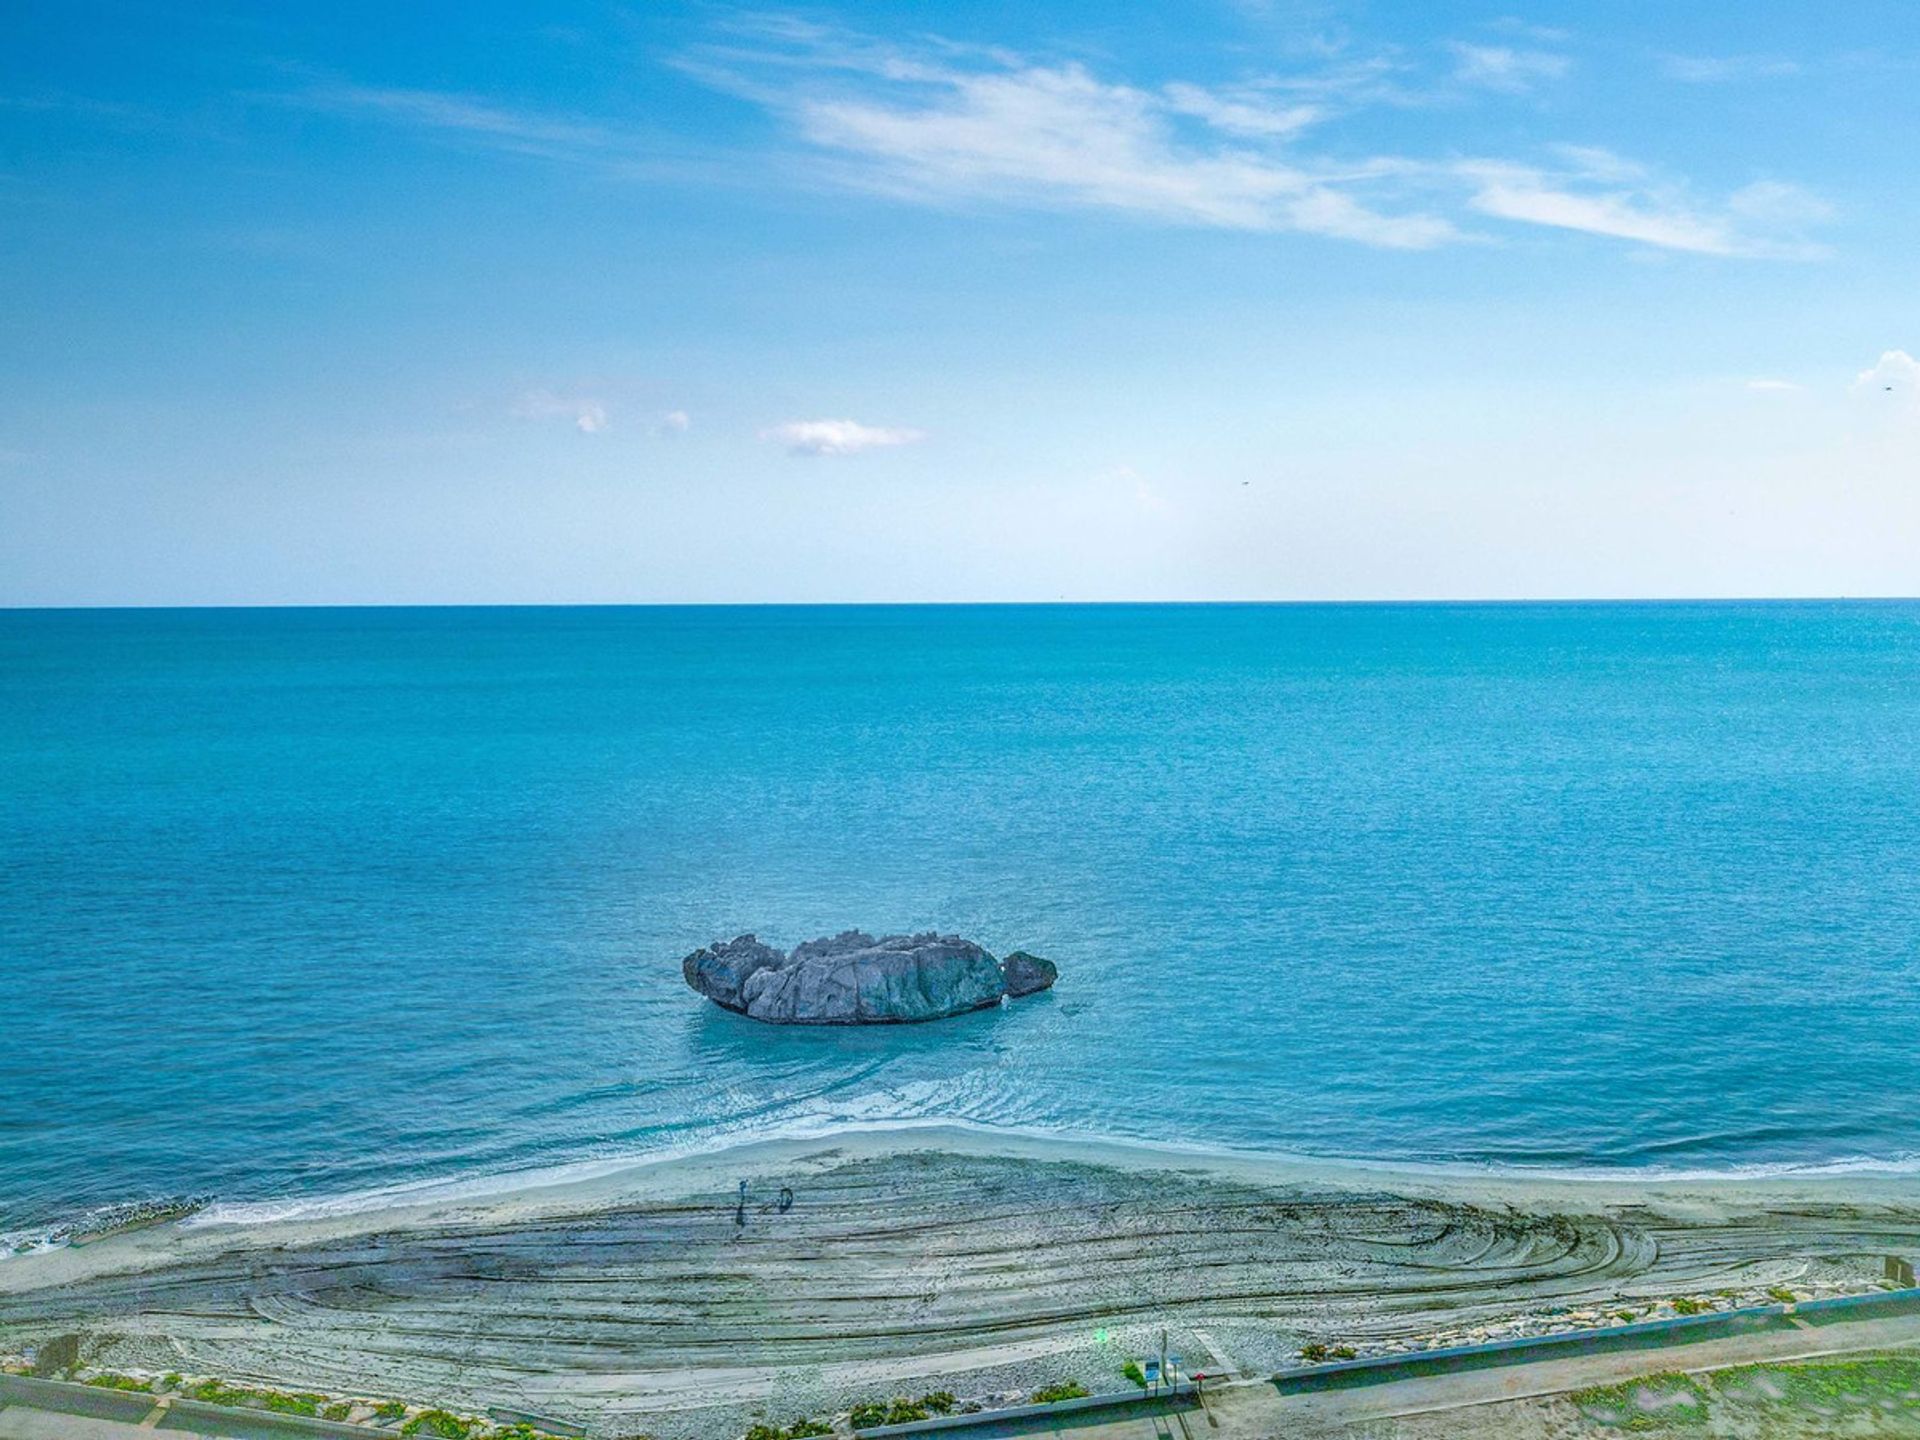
[[82, 1374, 151, 1392], [1716, 1353, 1920, 1410], [1575, 1355, 1920, 1430], [1765, 1286, 1797, 1304], [373, 1400, 408, 1422], [322, 1402, 354, 1421], [1571, 1371, 1710, 1430], [1123, 1360, 1146, 1388], [1669, 1297, 1707, 1317]]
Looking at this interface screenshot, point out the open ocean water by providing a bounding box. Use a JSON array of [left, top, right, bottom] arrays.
[[5, 601, 1920, 1242]]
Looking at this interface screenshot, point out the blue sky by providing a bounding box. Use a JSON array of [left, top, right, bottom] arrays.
[[2, 0, 1917, 604]]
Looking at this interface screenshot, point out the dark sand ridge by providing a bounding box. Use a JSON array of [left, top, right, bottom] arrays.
[[4, 1128, 1919, 1438]]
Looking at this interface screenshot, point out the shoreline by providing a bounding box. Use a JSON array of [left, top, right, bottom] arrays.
[[7, 1125, 1920, 1437], [12, 1118, 1920, 1303], [12, 1119, 1920, 1281]]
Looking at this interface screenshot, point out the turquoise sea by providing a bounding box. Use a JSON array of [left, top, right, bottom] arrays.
[[5, 602, 1920, 1241]]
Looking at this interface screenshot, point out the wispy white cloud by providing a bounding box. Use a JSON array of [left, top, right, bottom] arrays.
[[1161, 82, 1321, 138], [659, 409, 692, 433], [1658, 54, 1802, 84], [300, 19, 1832, 263], [304, 86, 612, 159], [513, 390, 609, 433], [764, 418, 925, 456], [788, 60, 1454, 247], [289, 82, 717, 183], [1488, 18, 1574, 45], [1446, 42, 1570, 93], [1456, 159, 1827, 258]]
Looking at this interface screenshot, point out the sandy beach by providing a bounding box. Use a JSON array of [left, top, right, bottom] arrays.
[[6, 1126, 1920, 1438]]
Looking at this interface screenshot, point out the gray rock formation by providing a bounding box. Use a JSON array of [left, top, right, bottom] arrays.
[[680, 934, 784, 1012], [682, 931, 1057, 1024], [1000, 950, 1059, 998]]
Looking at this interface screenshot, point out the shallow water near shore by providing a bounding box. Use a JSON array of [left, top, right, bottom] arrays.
[[6, 601, 1920, 1238]]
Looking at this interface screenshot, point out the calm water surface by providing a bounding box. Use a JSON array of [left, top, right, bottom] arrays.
[[5, 602, 1920, 1237]]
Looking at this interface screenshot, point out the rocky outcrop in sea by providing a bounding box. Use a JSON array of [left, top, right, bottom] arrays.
[[682, 931, 1058, 1024]]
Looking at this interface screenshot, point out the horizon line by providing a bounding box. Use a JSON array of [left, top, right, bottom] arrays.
[[4, 595, 1919, 613]]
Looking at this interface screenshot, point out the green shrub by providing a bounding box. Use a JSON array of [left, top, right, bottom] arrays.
[[401, 1410, 473, 1440], [919, 1392, 954, 1415], [1122, 1360, 1146, 1388], [742, 1427, 782, 1440], [161, 1375, 183, 1392], [373, 1401, 408, 1423], [883, 1398, 929, 1424], [84, 1375, 149, 1392], [1299, 1343, 1329, 1363], [1671, 1297, 1707, 1316], [185, 1382, 325, 1416], [322, 1402, 353, 1421], [1766, 1286, 1796, 1304], [1030, 1381, 1089, 1404], [783, 1422, 833, 1439], [847, 1402, 887, 1428]]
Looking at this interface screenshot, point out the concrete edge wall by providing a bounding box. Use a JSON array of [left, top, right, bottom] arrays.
[[854, 1383, 1196, 1437], [1272, 1286, 1920, 1394]]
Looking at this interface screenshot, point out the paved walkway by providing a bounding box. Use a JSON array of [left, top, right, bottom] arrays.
[[10, 1310, 1920, 1440], [933, 1310, 1920, 1438]]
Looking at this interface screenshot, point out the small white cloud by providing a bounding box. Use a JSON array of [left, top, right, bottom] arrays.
[[660, 409, 691, 433], [1447, 43, 1570, 93], [764, 418, 926, 456], [1855, 350, 1920, 399], [513, 389, 608, 433]]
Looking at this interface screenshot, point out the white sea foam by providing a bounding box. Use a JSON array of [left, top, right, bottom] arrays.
[[178, 1110, 1920, 1233]]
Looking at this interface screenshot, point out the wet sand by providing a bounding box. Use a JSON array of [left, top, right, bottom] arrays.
[[5, 1127, 1920, 1438]]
